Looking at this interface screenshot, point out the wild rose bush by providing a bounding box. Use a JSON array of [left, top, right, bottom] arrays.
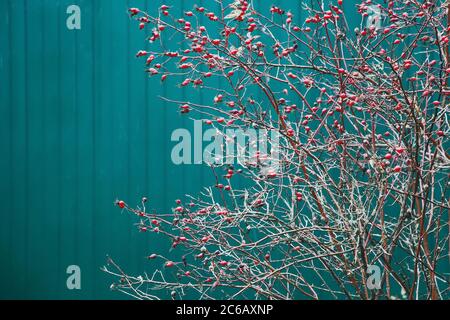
[[103, 0, 450, 300]]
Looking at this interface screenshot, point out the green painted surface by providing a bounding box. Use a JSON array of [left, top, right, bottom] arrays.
[[0, 0, 214, 299], [0, 0, 357, 299]]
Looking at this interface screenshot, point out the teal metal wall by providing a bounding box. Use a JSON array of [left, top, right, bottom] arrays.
[[0, 0, 334, 299], [0, 0, 212, 299]]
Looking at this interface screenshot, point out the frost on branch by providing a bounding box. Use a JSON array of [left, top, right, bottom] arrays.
[[103, 0, 450, 300]]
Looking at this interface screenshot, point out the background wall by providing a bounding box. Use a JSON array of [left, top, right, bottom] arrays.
[[0, 0, 343, 299]]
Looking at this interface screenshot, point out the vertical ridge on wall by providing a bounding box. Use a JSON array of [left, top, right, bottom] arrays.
[[90, 0, 97, 299], [60, 0, 79, 298], [26, 0, 45, 298], [56, 0, 63, 298], [41, 0, 61, 298], [8, 0, 28, 298], [93, 0, 113, 297], [76, 0, 94, 299], [0, 0, 12, 299]]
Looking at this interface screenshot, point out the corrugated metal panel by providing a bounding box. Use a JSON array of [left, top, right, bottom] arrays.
[[0, 0, 216, 299], [0, 0, 353, 299]]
